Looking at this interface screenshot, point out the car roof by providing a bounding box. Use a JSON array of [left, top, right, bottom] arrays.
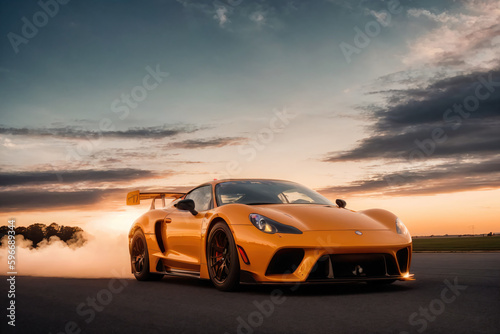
[[209, 178, 293, 186], [188, 178, 295, 190]]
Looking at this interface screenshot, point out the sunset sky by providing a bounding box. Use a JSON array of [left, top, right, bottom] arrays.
[[1, 0, 499, 236]]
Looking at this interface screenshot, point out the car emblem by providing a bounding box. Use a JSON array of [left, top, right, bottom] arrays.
[[352, 265, 364, 276], [355, 230, 363, 235]]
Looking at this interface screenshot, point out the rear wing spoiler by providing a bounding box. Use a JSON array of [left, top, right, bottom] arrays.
[[126, 190, 185, 210]]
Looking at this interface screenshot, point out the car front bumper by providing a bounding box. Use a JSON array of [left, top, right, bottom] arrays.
[[230, 225, 414, 284]]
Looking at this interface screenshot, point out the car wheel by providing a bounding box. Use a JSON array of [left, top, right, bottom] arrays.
[[207, 222, 240, 291], [130, 229, 163, 281]]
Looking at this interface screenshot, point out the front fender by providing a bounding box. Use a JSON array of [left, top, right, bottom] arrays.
[[359, 208, 398, 231], [360, 208, 411, 243]]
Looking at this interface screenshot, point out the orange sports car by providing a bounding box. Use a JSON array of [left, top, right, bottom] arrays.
[[127, 179, 414, 291]]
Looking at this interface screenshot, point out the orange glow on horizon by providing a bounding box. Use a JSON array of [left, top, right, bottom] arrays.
[[2, 187, 499, 236]]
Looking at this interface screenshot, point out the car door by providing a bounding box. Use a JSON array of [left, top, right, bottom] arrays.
[[164, 185, 213, 271]]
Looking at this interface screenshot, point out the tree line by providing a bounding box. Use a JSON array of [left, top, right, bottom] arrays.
[[0, 223, 86, 248]]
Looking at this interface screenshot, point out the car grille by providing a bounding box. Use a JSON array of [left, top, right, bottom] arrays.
[[307, 253, 401, 281]]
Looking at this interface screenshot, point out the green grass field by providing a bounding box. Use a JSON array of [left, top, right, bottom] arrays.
[[412, 236, 500, 251]]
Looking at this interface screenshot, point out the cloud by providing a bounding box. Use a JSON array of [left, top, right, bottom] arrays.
[[319, 157, 500, 196], [175, 0, 283, 30], [0, 186, 187, 211], [370, 10, 390, 27], [321, 0, 499, 199], [176, 0, 233, 28], [249, 11, 266, 26], [0, 166, 194, 210], [407, 8, 460, 24], [324, 0, 356, 11], [325, 69, 500, 163], [0, 189, 120, 211], [0, 125, 197, 139], [167, 136, 246, 149], [214, 6, 230, 27], [404, 1, 500, 68], [0, 169, 158, 187]]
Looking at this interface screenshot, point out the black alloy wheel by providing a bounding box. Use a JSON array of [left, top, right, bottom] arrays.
[[207, 222, 240, 291]]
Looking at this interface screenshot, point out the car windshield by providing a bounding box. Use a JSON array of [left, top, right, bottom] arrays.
[[215, 180, 333, 206]]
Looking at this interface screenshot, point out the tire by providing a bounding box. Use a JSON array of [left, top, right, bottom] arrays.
[[130, 229, 163, 281], [206, 222, 240, 291]]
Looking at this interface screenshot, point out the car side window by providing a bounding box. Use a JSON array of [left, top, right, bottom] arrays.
[[185, 185, 213, 212]]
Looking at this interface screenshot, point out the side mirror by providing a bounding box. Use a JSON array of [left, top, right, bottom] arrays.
[[175, 199, 198, 215], [336, 199, 346, 208]]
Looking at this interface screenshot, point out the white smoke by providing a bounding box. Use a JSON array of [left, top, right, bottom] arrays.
[[0, 228, 131, 278]]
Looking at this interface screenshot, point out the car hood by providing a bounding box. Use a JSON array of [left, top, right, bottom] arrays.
[[252, 204, 390, 232]]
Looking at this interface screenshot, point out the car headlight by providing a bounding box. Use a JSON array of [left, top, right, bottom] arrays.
[[396, 217, 409, 235], [249, 214, 302, 234]]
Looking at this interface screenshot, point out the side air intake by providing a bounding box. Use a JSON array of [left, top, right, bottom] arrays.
[[155, 220, 166, 253], [265, 248, 305, 275]]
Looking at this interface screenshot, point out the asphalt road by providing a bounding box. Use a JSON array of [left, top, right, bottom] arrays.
[[2, 253, 499, 334]]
